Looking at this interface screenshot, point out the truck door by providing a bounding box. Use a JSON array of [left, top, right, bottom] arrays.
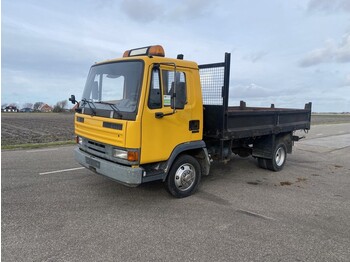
[[140, 66, 192, 164]]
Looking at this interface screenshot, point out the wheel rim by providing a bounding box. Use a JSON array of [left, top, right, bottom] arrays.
[[275, 146, 286, 166], [174, 163, 196, 191]]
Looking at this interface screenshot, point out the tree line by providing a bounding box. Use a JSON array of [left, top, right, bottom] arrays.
[[2, 100, 69, 112]]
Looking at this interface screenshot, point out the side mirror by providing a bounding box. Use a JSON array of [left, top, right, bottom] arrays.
[[170, 82, 186, 110], [69, 95, 77, 104]]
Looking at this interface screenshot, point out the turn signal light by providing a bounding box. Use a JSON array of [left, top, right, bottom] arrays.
[[127, 151, 139, 162]]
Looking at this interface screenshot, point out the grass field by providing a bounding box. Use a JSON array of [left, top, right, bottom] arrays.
[[1, 112, 350, 148]]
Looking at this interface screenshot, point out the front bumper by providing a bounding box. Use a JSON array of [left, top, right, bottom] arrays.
[[74, 147, 143, 187]]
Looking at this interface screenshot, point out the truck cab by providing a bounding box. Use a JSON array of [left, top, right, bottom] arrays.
[[71, 45, 209, 197]]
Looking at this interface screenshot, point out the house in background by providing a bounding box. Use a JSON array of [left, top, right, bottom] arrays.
[[2, 106, 19, 112], [39, 104, 53, 112]]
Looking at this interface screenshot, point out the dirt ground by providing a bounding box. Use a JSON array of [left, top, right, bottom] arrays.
[[1, 113, 75, 146], [311, 114, 350, 125], [1, 113, 349, 146]]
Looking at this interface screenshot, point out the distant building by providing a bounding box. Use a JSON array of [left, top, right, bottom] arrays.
[[2, 106, 19, 112], [39, 104, 53, 112], [20, 108, 34, 113]]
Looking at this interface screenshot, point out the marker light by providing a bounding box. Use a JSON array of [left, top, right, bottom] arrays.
[[123, 45, 165, 57], [76, 136, 83, 145]]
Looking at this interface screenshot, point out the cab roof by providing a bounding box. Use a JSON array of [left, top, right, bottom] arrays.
[[94, 45, 198, 70]]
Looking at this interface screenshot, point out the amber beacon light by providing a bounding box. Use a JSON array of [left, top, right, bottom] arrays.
[[123, 45, 165, 57]]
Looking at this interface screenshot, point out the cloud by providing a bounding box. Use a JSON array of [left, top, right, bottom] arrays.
[[335, 34, 350, 62], [344, 74, 350, 86], [2, 68, 85, 106], [120, 0, 165, 23], [230, 82, 272, 99], [167, 0, 216, 21], [298, 40, 334, 67], [120, 0, 217, 23], [229, 85, 350, 113], [1, 0, 349, 112], [299, 33, 350, 67], [243, 51, 268, 63], [307, 0, 350, 13]]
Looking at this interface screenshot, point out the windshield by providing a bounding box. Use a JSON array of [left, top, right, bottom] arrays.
[[82, 61, 143, 113]]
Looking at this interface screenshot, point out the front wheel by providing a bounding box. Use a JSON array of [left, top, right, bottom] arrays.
[[165, 155, 201, 198]]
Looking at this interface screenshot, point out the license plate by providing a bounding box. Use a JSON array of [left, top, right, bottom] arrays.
[[86, 157, 100, 168]]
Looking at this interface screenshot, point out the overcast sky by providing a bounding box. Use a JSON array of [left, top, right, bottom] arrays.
[[2, 0, 350, 112]]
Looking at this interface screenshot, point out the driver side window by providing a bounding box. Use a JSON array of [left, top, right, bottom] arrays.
[[148, 68, 162, 109]]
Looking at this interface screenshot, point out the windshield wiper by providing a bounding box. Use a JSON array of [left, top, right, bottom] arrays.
[[81, 98, 97, 116], [96, 101, 123, 118]]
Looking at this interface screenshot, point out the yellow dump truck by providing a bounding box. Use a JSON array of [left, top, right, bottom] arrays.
[[69, 45, 311, 197]]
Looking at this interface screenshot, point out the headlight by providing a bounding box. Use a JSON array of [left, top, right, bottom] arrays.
[[112, 149, 128, 159]]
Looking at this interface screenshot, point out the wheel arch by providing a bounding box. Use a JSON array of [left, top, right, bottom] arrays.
[[161, 141, 210, 181]]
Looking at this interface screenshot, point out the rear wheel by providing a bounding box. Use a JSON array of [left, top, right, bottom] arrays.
[[258, 142, 287, 171], [165, 155, 201, 198]]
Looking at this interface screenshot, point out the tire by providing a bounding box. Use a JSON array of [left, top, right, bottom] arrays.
[[165, 155, 201, 198], [257, 142, 287, 171], [267, 142, 287, 171]]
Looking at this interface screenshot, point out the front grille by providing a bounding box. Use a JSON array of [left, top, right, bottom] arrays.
[[80, 137, 139, 166], [87, 140, 106, 154]]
